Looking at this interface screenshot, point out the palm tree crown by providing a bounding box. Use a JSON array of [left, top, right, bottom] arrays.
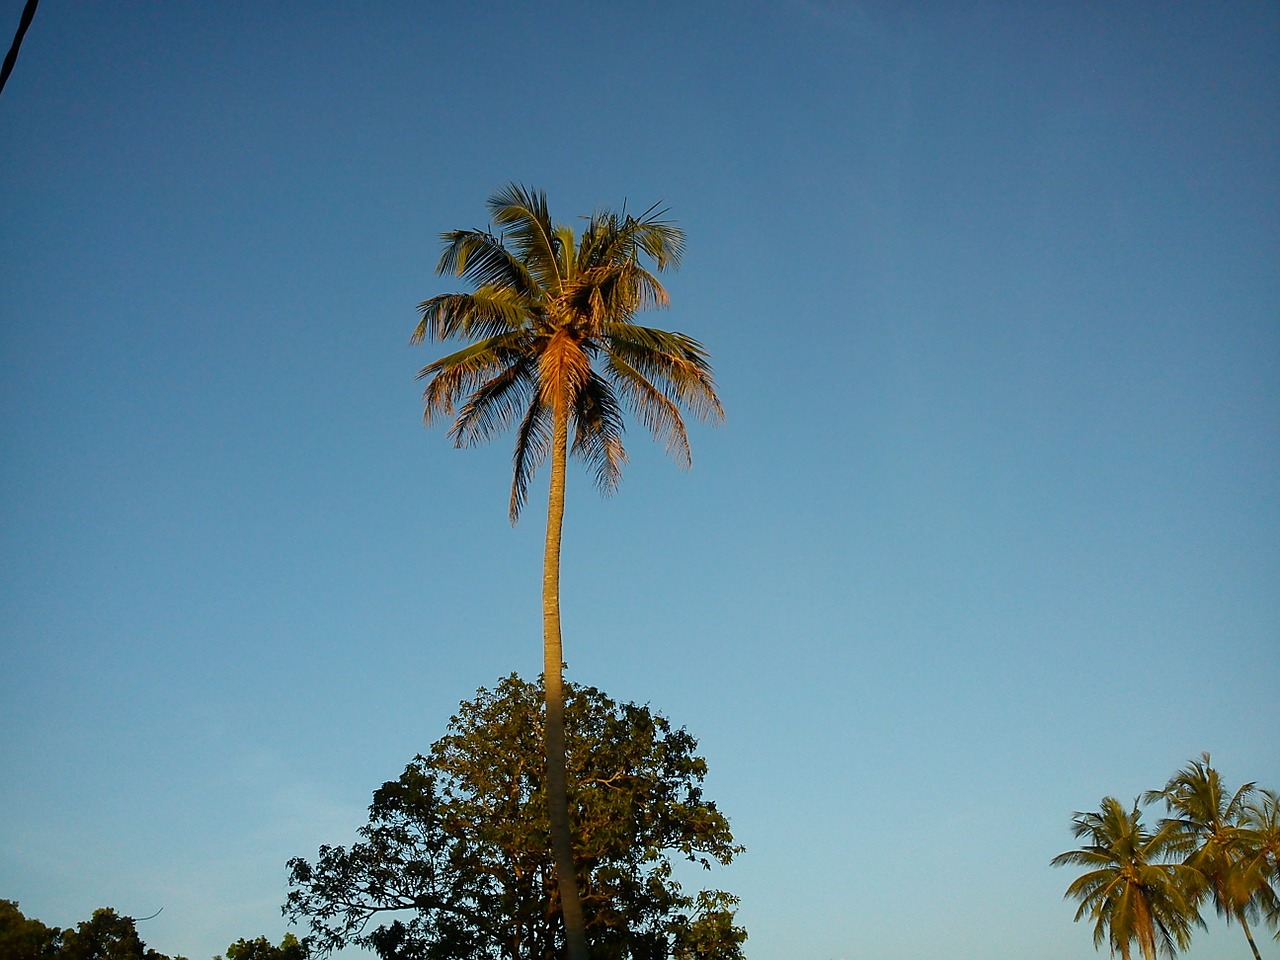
[[1052, 796, 1203, 960], [413, 183, 723, 521]]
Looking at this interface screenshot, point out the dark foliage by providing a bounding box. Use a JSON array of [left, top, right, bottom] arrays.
[[0, 903, 178, 960]]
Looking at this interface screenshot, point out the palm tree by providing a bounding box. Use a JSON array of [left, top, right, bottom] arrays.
[[413, 184, 723, 960], [1052, 796, 1203, 960], [1236, 788, 1280, 943], [1145, 753, 1266, 960]]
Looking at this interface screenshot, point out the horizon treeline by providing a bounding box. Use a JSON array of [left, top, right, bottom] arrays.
[[0, 900, 304, 960]]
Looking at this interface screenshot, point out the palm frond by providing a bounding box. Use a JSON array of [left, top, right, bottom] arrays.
[[587, 260, 671, 316], [436, 229, 536, 299], [605, 351, 692, 467], [581, 204, 685, 272], [573, 233, 672, 319], [509, 398, 552, 523], [629, 208, 686, 270], [604, 324, 724, 422], [449, 358, 537, 449], [570, 372, 627, 496], [554, 224, 577, 282], [417, 335, 524, 427], [414, 289, 529, 344], [488, 183, 564, 294], [1052, 848, 1118, 870], [554, 266, 657, 341]]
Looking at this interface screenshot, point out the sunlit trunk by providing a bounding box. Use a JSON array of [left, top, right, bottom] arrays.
[[1136, 898, 1156, 960], [543, 395, 588, 960]]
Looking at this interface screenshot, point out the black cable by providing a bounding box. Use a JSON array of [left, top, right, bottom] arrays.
[[0, 0, 41, 97]]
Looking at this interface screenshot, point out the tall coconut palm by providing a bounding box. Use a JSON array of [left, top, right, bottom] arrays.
[[1145, 753, 1265, 960], [1052, 796, 1203, 960], [413, 184, 723, 960]]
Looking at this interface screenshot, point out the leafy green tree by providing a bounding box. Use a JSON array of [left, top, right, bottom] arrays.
[[1052, 796, 1203, 960], [217, 934, 308, 960], [413, 184, 722, 960], [285, 675, 745, 960], [58, 909, 170, 960], [0, 899, 62, 960], [1144, 753, 1267, 960], [668, 893, 747, 960], [0, 903, 183, 960]]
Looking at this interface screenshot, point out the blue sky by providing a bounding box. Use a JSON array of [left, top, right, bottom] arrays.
[[2, 2, 1276, 958]]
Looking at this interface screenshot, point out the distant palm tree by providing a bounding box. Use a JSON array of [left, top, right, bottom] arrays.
[[414, 184, 722, 960], [1236, 788, 1280, 943], [1052, 796, 1203, 960], [1145, 753, 1265, 960]]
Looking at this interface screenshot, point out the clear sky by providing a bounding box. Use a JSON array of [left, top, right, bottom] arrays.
[[2, 3, 1276, 958]]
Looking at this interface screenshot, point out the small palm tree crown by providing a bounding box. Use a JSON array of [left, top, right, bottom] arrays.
[[1052, 796, 1203, 960], [413, 183, 723, 521]]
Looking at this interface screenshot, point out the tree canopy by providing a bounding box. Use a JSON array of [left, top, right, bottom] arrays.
[[216, 934, 308, 960], [1, 900, 62, 960], [0, 903, 181, 960], [1, 901, 306, 960], [285, 675, 746, 960]]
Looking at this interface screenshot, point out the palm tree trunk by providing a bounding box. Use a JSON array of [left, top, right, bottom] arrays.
[[543, 397, 588, 960], [1238, 912, 1263, 960], [1136, 900, 1157, 960]]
